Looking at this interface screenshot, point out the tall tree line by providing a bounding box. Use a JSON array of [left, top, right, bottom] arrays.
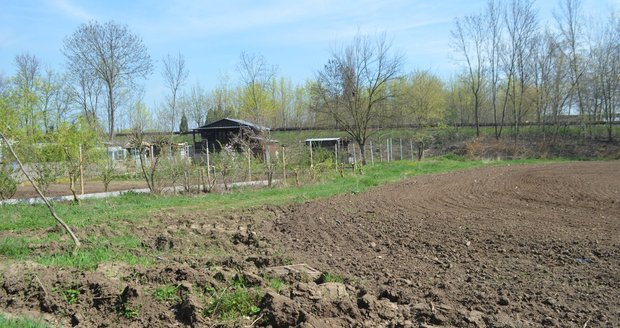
[[451, 0, 619, 141]]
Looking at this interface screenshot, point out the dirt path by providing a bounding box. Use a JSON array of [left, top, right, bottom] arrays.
[[1, 161, 618, 327], [257, 161, 620, 327]]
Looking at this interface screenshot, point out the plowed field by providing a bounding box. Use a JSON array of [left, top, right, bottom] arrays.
[[1, 161, 618, 327]]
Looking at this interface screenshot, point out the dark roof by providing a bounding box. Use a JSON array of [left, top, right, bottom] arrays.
[[194, 118, 269, 131]]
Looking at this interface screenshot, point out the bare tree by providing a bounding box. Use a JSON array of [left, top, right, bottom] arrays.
[[14, 53, 41, 137], [68, 65, 103, 129], [63, 21, 153, 140], [162, 52, 189, 132], [484, 0, 506, 138], [452, 14, 485, 137], [312, 33, 403, 164], [554, 0, 587, 139], [181, 82, 209, 128], [236, 51, 277, 124], [505, 0, 538, 139]]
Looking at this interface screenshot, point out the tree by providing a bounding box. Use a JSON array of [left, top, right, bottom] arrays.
[[554, 0, 586, 139], [452, 13, 485, 137], [63, 21, 153, 140], [179, 112, 189, 133], [57, 117, 99, 203], [14, 53, 41, 137], [236, 51, 277, 125], [312, 33, 403, 164], [181, 82, 209, 128], [162, 52, 189, 132]]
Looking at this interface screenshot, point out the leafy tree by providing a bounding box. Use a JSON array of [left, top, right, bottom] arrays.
[[56, 117, 100, 203]]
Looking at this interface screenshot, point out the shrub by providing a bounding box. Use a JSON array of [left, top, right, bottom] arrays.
[[0, 164, 17, 200]]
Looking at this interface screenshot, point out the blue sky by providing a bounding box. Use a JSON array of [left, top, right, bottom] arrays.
[[1, 0, 618, 107]]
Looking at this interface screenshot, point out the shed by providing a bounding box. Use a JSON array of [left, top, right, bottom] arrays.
[[191, 118, 274, 157]]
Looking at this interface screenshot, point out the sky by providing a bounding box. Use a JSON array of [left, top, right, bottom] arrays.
[[0, 0, 618, 107]]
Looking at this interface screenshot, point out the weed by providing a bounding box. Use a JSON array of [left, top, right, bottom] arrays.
[[268, 278, 285, 294], [319, 272, 344, 283], [153, 284, 179, 303], [63, 288, 80, 304], [203, 287, 262, 321], [116, 302, 139, 319]]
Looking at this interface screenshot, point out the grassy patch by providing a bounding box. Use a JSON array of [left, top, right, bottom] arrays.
[[36, 248, 150, 270], [0, 314, 50, 328], [203, 275, 263, 321], [319, 272, 344, 283], [267, 277, 286, 294], [153, 285, 179, 303]]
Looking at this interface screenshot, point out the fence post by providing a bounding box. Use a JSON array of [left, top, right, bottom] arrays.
[[369, 141, 374, 165], [334, 144, 338, 171], [282, 145, 287, 185], [205, 140, 211, 188], [309, 141, 313, 168], [410, 140, 414, 161], [386, 139, 390, 162], [79, 144, 84, 195], [399, 138, 403, 161], [379, 141, 383, 162]]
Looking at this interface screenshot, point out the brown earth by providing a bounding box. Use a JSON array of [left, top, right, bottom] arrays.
[[1, 161, 619, 327]]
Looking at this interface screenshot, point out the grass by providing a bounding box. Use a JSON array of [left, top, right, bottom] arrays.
[[0, 314, 50, 328], [203, 276, 262, 321], [319, 272, 344, 283], [153, 284, 179, 303], [0, 157, 569, 270], [268, 277, 286, 294]]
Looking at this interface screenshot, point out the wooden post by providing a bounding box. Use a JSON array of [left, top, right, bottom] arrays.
[[410, 140, 414, 161], [282, 145, 287, 185], [334, 144, 338, 171], [205, 140, 211, 187], [379, 142, 383, 162], [309, 141, 313, 168], [369, 141, 374, 165], [247, 150, 251, 182], [79, 144, 84, 195], [386, 139, 390, 162], [399, 138, 403, 161]]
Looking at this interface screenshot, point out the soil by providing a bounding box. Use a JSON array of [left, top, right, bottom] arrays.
[[1, 161, 619, 327]]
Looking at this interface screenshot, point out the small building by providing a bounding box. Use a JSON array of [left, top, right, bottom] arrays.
[[304, 137, 348, 150], [190, 118, 277, 159]]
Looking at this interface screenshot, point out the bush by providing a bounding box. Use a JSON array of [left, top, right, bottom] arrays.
[[0, 164, 17, 200]]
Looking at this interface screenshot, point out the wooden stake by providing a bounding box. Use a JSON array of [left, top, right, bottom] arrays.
[[79, 144, 84, 195]]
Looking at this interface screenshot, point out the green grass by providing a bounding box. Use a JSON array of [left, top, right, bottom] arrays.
[[267, 277, 285, 294], [319, 272, 344, 283], [0, 314, 51, 328], [204, 287, 262, 321], [153, 284, 179, 303]]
